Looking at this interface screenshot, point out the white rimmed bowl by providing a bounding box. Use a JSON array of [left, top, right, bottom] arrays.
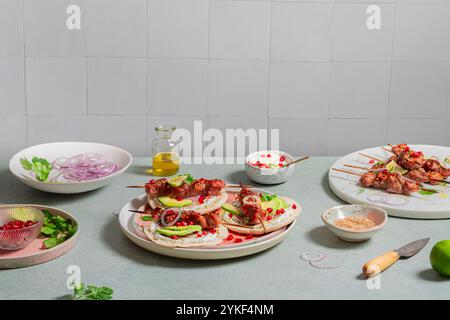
[[245, 150, 296, 185], [9, 142, 133, 194], [321, 205, 387, 242]]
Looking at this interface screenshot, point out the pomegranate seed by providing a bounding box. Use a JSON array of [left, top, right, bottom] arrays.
[[267, 207, 273, 213], [196, 234, 202, 238], [280, 156, 286, 162], [245, 235, 253, 239], [176, 197, 183, 201], [193, 231, 198, 234], [234, 238, 243, 243], [189, 221, 194, 225], [202, 231, 207, 235], [369, 160, 374, 164], [171, 236, 178, 240], [176, 222, 181, 226], [267, 154, 271, 158], [292, 204, 297, 209], [275, 210, 281, 215], [181, 221, 187, 226], [228, 213, 233, 218], [198, 196, 205, 204], [210, 229, 216, 234], [280, 208, 285, 213], [226, 235, 234, 241], [267, 216, 273, 221], [279, 163, 284, 167], [148, 179, 155, 184]]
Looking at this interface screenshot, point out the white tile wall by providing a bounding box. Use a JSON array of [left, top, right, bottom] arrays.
[[87, 58, 147, 115], [0, 0, 449, 160], [0, 58, 25, 115]]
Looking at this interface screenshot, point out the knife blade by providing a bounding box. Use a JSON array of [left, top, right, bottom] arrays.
[[396, 237, 430, 258], [363, 237, 430, 278]]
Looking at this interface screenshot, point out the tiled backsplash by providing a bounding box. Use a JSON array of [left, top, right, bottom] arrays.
[[1, 0, 450, 160]]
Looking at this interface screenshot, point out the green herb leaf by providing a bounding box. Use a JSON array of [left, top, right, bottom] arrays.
[[73, 283, 114, 300], [418, 189, 439, 196], [260, 193, 277, 202], [141, 216, 153, 221], [40, 226, 55, 235], [20, 157, 33, 170], [40, 210, 77, 249], [184, 174, 194, 184]]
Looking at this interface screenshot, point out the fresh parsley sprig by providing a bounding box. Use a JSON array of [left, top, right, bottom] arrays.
[[40, 209, 77, 249], [20, 156, 52, 181], [73, 283, 114, 300]]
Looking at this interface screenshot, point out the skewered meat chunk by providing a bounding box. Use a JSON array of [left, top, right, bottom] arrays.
[[359, 171, 419, 194], [360, 172, 376, 187], [386, 174, 403, 194], [181, 210, 221, 229], [398, 151, 425, 170], [237, 187, 266, 225], [391, 144, 409, 156], [406, 168, 429, 183], [145, 178, 225, 198]]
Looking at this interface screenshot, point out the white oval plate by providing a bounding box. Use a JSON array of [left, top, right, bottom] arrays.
[[329, 145, 450, 219], [118, 192, 300, 260], [9, 142, 133, 194], [0, 204, 79, 269]]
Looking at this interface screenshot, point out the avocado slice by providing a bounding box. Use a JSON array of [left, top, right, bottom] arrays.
[[261, 198, 281, 211], [222, 203, 242, 216], [158, 196, 193, 208], [156, 225, 202, 237], [276, 197, 288, 209]]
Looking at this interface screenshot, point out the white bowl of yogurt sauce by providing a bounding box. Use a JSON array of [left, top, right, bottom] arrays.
[[245, 150, 295, 184]]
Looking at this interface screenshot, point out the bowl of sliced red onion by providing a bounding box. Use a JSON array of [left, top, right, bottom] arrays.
[[9, 142, 133, 194]]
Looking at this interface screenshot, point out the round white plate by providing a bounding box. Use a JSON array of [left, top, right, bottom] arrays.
[[329, 145, 450, 219], [9, 142, 133, 194], [118, 192, 300, 260]]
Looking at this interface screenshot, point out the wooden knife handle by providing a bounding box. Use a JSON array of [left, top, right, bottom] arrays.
[[363, 251, 400, 278]]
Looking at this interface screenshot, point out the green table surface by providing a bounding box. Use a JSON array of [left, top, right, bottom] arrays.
[[0, 158, 449, 300]]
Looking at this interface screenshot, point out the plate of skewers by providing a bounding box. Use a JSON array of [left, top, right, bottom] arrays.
[[119, 175, 301, 259], [329, 144, 450, 219]]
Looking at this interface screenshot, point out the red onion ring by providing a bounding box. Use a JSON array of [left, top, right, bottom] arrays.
[[51, 153, 118, 182], [160, 209, 182, 227]]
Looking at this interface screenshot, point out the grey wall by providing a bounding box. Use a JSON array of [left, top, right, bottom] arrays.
[[1, 0, 450, 160]]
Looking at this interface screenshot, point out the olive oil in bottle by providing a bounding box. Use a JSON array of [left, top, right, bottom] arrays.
[[151, 125, 180, 176], [152, 152, 180, 176]]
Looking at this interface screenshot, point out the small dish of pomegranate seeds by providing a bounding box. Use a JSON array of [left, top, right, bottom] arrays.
[[0, 207, 44, 250], [245, 150, 296, 184]]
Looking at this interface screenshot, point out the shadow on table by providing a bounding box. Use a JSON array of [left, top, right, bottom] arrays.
[[223, 170, 252, 185], [321, 172, 346, 205], [101, 216, 275, 268], [0, 168, 104, 207], [307, 226, 371, 250], [417, 269, 449, 282]]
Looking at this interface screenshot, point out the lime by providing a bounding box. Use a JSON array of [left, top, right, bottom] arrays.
[[386, 160, 408, 175], [430, 240, 450, 277]]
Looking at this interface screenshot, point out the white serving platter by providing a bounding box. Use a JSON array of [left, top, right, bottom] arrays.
[[329, 145, 450, 219], [118, 192, 300, 260], [9, 142, 132, 194]]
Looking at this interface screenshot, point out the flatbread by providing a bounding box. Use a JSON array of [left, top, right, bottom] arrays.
[[221, 197, 301, 235], [143, 223, 229, 248], [147, 189, 228, 214]]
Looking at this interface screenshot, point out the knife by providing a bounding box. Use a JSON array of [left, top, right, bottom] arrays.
[[363, 238, 430, 278]]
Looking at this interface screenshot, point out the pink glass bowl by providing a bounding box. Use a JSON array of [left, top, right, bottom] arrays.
[[0, 208, 44, 251]]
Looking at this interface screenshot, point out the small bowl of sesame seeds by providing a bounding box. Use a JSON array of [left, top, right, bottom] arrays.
[[321, 204, 387, 242], [245, 150, 295, 185]]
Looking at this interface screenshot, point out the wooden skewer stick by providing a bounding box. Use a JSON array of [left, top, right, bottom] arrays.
[[358, 153, 384, 163], [344, 164, 371, 171], [331, 168, 363, 177], [280, 156, 309, 168], [381, 146, 395, 154], [258, 217, 267, 234], [129, 209, 150, 214], [222, 222, 253, 229]]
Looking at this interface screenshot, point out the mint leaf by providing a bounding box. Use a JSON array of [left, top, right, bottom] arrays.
[[43, 237, 62, 249], [73, 283, 114, 300], [184, 174, 194, 184], [29, 157, 52, 181], [141, 216, 153, 221], [40, 226, 55, 235]]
